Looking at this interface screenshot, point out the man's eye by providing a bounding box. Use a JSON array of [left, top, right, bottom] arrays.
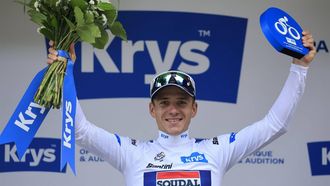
[[178, 101, 187, 105], [160, 101, 169, 105]]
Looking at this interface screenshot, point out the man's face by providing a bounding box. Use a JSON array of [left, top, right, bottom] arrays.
[[149, 86, 197, 136]]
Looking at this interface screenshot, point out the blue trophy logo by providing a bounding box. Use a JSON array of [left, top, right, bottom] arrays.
[[260, 7, 309, 59], [274, 16, 301, 43]]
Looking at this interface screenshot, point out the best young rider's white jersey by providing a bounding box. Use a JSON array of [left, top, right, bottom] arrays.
[[75, 64, 308, 186]]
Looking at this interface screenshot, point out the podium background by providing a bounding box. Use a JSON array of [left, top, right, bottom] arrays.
[[1, 0, 329, 185]]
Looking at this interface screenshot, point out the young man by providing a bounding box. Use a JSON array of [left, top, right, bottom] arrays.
[[48, 31, 316, 185]]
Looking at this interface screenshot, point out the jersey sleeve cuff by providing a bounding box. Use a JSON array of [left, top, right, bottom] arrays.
[[290, 63, 308, 77]]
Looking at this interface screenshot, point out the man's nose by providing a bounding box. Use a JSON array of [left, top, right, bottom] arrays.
[[168, 103, 179, 115]]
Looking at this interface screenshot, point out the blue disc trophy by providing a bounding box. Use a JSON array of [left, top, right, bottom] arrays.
[[260, 7, 309, 59]]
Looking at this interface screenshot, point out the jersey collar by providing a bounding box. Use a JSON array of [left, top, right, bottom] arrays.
[[157, 130, 190, 145]]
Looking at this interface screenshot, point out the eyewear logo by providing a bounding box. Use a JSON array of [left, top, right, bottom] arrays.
[[73, 11, 247, 103], [181, 152, 208, 163], [0, 138, 64, 173], [307, 141, 330, 176]]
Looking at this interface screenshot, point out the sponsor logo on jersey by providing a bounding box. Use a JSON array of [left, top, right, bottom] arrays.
[[0, 138, 64, 173], [181, 133, 188, 139], [131, 139, 137, 146], [72, 11, 247, 103], [229, 132, 236, 143], [146, 163, 173, 169], [181, 152, 208, 163], [194, 138, 206, 143], [161, 133, 169, 139], [144, 170, 211, 186], [154, 152, 166, 162], [157, 171, 200, 186], [212, 137, 219, 145], [307, 141, 330, 176]]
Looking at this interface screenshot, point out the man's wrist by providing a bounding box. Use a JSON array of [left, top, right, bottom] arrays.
[[292, 58, 309, 67]]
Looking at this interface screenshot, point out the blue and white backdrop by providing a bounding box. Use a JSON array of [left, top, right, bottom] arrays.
[[0, 0, 329, 185]]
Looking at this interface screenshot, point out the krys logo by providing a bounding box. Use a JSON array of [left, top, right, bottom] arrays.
[[73, 11, 248, 103], [307, 141, 330, 176], [0, 138, 64, 173], [181, 152, 208, 163]]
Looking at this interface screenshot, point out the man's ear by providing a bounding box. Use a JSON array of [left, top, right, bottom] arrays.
[[192, 101, 198, 118], [149, 101, 156, 118]]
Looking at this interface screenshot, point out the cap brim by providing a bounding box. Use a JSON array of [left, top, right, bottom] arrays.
[[151, 84, 195, 99]]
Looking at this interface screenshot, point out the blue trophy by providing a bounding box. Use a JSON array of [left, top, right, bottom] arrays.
[[260, 7, 309, 59]]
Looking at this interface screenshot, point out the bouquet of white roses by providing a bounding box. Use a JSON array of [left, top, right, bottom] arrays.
[[19, 0, 127, 109]]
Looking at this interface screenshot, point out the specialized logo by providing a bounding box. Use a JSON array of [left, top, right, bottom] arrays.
[[73, 11, 247, 103], [144, 170, 211, 186], [195, 138, 206, 143], [229, 132, 236, 143], [181, 152, 208, 163], [307, 141, 330, 176], [0, 138, 64, 173]]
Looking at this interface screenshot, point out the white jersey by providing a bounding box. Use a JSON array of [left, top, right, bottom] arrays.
[[75, 64, 308, 186]]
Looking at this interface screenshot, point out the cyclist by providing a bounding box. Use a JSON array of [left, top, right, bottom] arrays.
[[48, 31, 316, 186]]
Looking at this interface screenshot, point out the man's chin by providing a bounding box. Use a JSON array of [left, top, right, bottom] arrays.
[[167, 128, 184, 136]]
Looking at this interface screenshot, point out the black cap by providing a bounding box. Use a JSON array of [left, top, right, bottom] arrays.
[[150, 71, 196, 99]]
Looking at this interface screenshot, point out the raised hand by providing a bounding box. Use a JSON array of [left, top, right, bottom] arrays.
[[292, 31, 317, 67]]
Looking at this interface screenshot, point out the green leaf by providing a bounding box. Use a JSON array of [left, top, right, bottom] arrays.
[[109, 21, 127, 41], [85, 11, 94, 24], [104, 9, 117, 26], [74, 7, 84, 26], [77, 24, 101, 44], [77, 26, 95, 43], [97, 2, 116, 11], [93, 28, 109, 49], [70, 0, 88, 11], [50, 15, 58, 29], [27, 9, 47, 26], [39, 27, 54, 41], [89, 24, 102, 38], [41, 19, 53, 31], [48, 0, 58, 7], [63, 16, 76, 31]]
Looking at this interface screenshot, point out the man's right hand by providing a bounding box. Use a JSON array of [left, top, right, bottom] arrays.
[[47, 41, 76, 64]]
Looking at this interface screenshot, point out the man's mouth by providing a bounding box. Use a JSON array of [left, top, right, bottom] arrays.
[[165, 118, 182, 123]]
